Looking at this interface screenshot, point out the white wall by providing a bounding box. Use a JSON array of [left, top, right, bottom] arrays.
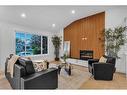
[[0, 21, 57, 71], [105, 7, 127, 73], [0, 24, 1, 70], [56, 29, 64, 57]]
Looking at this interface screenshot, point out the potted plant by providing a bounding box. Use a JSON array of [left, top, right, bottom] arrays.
[[52, 35, 62, 61], [99, 26, 127, 58], [61, 53, 69, 63]]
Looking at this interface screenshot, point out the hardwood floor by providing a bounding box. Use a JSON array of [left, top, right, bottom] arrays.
[[0, 69, 3, 80], [80, 72, 127, 89]]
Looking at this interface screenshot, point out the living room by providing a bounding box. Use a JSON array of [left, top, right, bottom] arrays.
[[0, 5, 127, 90]]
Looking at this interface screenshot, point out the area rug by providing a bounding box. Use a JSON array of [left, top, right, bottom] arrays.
[[58, 65, 91, 89], [0, 65, 91, 89]]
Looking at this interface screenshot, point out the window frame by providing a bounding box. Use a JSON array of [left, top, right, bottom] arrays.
[[15, 31, 48, 56], [42, 36, 48, 54]]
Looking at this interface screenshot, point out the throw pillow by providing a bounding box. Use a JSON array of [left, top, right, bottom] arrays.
[[33, 60, 48, 72], [99, 56, 107, 63], [19, 58, 35, 75]]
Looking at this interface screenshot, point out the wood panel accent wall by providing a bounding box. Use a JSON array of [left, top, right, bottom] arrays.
[[64, 12, 105, 59]]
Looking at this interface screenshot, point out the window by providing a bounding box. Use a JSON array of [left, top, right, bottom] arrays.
[[15, 32, 48, 56], [16, 32, 25, 56], [26, 34, 33, 55], [26, 34, 41, 55]]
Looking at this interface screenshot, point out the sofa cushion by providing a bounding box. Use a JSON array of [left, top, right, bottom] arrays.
[[99, 56, 107, 63], [19, 58, 35, 75]]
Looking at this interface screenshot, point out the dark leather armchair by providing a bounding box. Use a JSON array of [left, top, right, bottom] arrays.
[[88, 55, 116, 80], [5, 56, 58, 89]]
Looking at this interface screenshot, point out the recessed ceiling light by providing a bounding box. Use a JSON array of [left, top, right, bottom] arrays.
[[52, 24, 56, 27], [71, 10, 75, 14], [21, 13, 26, 18]]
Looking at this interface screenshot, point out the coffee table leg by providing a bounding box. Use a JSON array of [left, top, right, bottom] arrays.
[[68, 66, 71, 75], [58, 66, 61, 74]]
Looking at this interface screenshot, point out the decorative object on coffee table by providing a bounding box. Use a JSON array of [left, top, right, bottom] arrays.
[[58, 63, 71, 76], [61, 53, 69, 63], [52, 35, 62, 61]]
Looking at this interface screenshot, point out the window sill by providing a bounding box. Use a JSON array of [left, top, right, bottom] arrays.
[[20, 53, 49, 57]]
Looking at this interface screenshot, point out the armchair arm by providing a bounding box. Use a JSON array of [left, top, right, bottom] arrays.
[[88, 59, 99, 74], [5, 57, 9, 75], [20, 68, 58, 89], [9, 64, 26, 89], [14, 64, 26, 78], [88, 59, 99, 66], [93, 63, 114, 80]]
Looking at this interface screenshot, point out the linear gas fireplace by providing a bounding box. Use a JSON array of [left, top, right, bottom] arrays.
[[80, 50, 93, 60]]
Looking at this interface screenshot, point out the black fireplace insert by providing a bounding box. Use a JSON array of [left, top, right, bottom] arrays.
[[80, 50, 93, 60]]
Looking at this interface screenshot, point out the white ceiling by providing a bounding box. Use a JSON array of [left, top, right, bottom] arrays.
[[0, 6, 119, 32]]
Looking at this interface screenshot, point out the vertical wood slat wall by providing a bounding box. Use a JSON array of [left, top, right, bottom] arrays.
[[64, 12, 105, 59]]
